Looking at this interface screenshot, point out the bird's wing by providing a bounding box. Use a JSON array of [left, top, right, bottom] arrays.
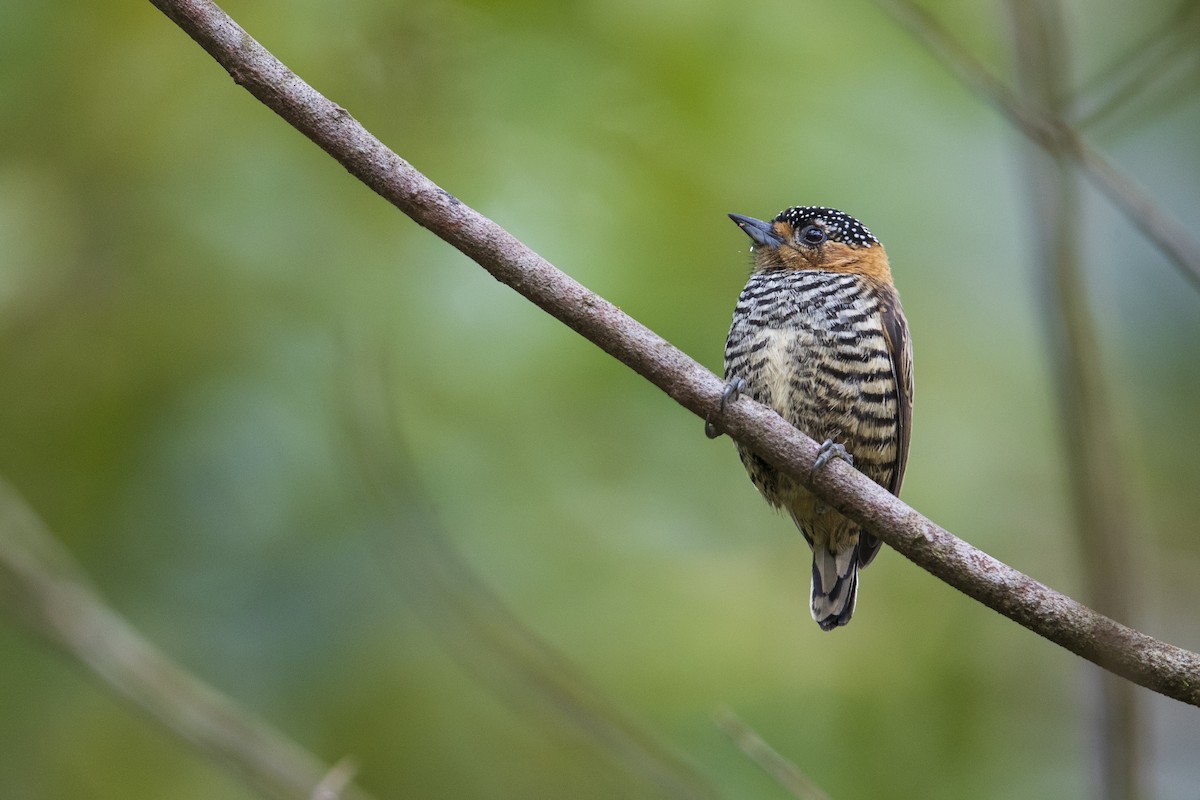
[[880, 294, 914, 497], [859, 292, 913, 568]]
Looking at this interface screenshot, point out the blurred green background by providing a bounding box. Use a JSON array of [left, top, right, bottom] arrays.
[[1, 0, 1198, 797]]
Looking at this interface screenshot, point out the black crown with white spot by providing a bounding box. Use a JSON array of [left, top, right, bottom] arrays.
[[774, 206, 878, 248]]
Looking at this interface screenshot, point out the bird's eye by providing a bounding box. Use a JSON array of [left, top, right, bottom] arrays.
[[799, 225, 827, 245]]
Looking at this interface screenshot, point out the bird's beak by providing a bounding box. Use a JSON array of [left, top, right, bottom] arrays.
[[728, 213, 784, 248]]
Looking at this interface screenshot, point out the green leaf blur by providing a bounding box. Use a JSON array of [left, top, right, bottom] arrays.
[[0, 0, 1197, 797]]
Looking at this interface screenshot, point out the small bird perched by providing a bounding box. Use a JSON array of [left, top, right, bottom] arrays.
[[707, 206, 913, 630]]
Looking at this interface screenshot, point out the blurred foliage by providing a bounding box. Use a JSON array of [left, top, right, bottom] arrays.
[[1, 0, 1198, 798]]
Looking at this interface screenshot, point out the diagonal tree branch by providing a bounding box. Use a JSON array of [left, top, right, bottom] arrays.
[[146, 0, 1200, 707]]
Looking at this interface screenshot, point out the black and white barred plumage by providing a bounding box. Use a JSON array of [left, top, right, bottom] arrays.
[[719, 206, 913, 630]]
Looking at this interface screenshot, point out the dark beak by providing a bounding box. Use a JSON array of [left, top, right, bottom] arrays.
[[728, 213, 784, 248]]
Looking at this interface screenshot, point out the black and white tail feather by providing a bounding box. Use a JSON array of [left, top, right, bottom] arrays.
[[810, 544, 859, 631]]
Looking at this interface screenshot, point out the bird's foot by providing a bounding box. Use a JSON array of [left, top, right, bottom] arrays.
[[813, 439, 853, 514], [813, 439, 853, 472], [704, 377, 747, 439]]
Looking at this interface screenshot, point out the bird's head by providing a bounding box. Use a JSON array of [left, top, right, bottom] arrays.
[[729, 206, 892, 284]]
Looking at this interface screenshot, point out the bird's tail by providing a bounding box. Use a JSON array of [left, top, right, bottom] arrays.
[[810, 544, 860, 631]]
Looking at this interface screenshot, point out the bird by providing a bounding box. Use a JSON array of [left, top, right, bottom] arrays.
[[706, 205, 913, 631]]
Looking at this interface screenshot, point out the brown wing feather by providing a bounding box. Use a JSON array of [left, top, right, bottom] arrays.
[[858, 290, 913, 568], [880, 294, 914, 496]]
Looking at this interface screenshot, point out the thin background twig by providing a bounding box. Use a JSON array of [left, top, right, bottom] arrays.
[[714, 709, 831, 800], [870, 0, 1200, 293], [1072, 0, 1200, 128], [1006, 2, 1144, 796], [341, 340, 722, 800], [0, 478, 377, 800]]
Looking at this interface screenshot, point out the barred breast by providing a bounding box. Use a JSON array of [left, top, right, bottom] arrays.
[[725, 268, 900, 495]]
